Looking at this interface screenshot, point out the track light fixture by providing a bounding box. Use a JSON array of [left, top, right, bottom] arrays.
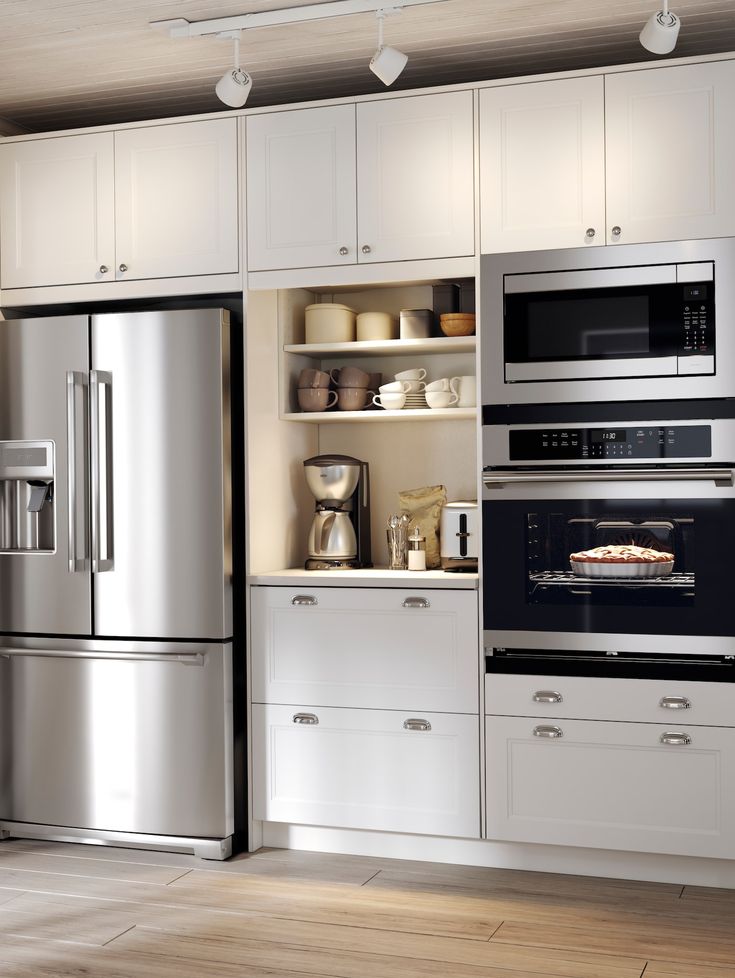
[[639, 0, 681, 54], [369, 9, 408, 86], [215, 31, 252, 107]]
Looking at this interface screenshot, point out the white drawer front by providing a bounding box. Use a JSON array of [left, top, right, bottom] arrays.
[[486, 716, 735, 859], [253, 704, 480, 838], [485, 673, 735, 727], [252, 587, 478, 712]]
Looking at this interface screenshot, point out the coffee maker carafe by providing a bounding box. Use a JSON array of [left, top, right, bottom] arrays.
[[303, 454, 372, 570]]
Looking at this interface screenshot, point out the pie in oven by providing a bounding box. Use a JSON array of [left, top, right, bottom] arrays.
[[569, 544, 674, 563]]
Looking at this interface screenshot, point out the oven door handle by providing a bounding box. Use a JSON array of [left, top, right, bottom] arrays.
[[483, 468, 735, 488]]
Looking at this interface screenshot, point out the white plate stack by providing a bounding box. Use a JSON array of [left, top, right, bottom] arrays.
[[403, 392, 428, 409]]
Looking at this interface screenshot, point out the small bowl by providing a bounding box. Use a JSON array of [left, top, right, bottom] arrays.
[[440, 313, 475, 337]]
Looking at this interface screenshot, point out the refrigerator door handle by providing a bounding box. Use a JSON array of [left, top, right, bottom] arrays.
[[90, 370, 114, 573], [66, 371, 88, 573], [0, 647, 204, 666]]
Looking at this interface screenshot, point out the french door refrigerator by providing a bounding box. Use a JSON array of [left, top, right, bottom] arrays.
[[0, 309, 235, 859]]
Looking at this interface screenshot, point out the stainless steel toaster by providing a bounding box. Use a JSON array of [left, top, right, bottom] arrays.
[[440, 501, 478, 571]]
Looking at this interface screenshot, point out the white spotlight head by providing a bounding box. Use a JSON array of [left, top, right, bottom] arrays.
[[369, 44, 408, 86], [639, 8, 681, 54], [215, 67, 252, 107]]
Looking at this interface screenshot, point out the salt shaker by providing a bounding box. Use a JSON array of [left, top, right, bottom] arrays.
[[407, 526, 426, 571]]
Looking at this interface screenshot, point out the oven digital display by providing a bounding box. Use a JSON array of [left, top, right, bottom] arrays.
[[508, 425, 712, 460], [592, 430, 625, 442]]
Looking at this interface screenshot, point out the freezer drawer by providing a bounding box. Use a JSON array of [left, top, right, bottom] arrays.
[[0, 640, 233, 839]]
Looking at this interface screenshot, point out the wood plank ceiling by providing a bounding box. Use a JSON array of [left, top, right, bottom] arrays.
[[0, 0, 733, 133]]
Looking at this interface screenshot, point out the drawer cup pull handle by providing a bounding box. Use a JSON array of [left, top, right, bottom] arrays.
[[533, 690, 563, 704], [292, 595, 317, 606], [660, 696, 691, 710], [533, 725, 563, 739], [293, 713, 319, 725], [403, 718, 431, 731], [402, 597, 430, 609], [660, 731, 691, 746]]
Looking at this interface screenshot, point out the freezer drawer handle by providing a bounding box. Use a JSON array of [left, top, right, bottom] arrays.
[[66, 371, 88, 573], [533, 725, 564, 739], [293, 713, 319, 725], [660, 696, 691, 710], [484, 468, 735, 488], [402, 597, 430, 609], [533, 690, 563, 704], [403, 718, 431, 731], [90, 369, 114, 573], [291, 595, 317, 606], [0, 648, 204, 665], [660, 731, 692, 746]]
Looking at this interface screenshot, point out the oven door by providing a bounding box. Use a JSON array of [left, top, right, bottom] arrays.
[[482, 466, 735, 655]]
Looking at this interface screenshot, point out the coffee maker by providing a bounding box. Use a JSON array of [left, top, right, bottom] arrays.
[[303, 454, 372, 570]]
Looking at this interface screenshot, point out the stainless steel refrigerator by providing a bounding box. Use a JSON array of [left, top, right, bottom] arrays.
[[0, 309, 236, 859]]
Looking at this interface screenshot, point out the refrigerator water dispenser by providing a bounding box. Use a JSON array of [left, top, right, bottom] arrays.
[[0, 440, 55, 553]]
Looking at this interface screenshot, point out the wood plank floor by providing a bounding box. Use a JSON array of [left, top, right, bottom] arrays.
[[0, 840, 733, 977]]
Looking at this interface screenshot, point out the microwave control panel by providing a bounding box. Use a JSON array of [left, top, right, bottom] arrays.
[[509, 425, 712, 460], [682, 284, 712, 354]]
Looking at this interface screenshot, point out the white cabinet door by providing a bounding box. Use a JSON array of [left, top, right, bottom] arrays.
[[251, 586, 478, 713], [253, 704, 480, 837], [114, 118, 239, 281], [479, 76, 605, 253], [357, 91, 475, 263], [605, 61, 735, 244], [0, 133, 115, 289], [246, 104, 357, 271], [486, 716, 735, 859]]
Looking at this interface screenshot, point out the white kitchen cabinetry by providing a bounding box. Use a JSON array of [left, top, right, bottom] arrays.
[[485, 674, 735, 859], [479, 76, 605, 253], [605, 60, 735, 245], [251, 584, 480, 838], [0, 118, 239, 290], [246, 91, 475, 272]]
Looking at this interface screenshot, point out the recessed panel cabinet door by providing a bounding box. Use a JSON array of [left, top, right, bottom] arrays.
[[480, 76, 605, 253], [114, 118, 239, 280], [246, 104, 357, 271], [605, 61, 735, 244], [357, 91, 475, 263], [0, 133, 115, 289]]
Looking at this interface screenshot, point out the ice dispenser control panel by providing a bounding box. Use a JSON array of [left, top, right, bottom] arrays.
[[509, 425, 712, 461]]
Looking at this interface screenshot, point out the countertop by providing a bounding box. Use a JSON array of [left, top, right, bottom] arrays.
[[248, 568, 479, 589]]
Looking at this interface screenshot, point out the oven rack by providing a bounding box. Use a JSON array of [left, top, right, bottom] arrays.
[[529, 570, 695, 589]]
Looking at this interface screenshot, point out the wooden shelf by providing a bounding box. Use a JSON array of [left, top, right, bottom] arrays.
[[283, 336, 476, 359], [282, 407, 477, 423]]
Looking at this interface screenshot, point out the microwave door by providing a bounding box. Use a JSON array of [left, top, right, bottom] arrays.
[[0, 316, 91, 636]]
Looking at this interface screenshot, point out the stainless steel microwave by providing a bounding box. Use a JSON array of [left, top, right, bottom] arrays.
[[481, 238, 735, 405]]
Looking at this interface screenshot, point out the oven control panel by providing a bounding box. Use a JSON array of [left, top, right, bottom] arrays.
[[509, 425, 712, 460]]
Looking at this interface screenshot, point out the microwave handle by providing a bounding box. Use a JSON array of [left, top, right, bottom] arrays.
[[483, 468, 735, 488]]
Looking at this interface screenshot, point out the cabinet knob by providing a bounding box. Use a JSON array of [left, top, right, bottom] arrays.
[[533, 725, 563, 739], [361, 245, 371, 255], [585, 228, 595, 238], [338, 246, 349, 256], [611, 226, 622, 237], [291, 595, 317, 606], [659, 695, 691, 710], [532, 690, 563, 704], [403, 718, 431, 731], [118, 263, 129, 273], [660, 731, 691, 746], [293, 712, 319, 725], [99, 264, 109, 274], [402, 596, 430, 609]]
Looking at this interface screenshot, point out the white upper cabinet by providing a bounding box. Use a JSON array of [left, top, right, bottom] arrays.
[[605, 61, 735, 244], [246, 90, 475, 271], [246, 104, 357, 271], [0, 133, 115, 289], [356, 91, 475, 263], [0, 118, 239, 290], [479, 76, 605, 253], [114, 118, 239, 281]]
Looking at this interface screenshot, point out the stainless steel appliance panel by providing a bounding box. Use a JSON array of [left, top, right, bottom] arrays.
[[0, 316, 91, 634], [0, 638, 233, 838], [91, 310, 231, 640], [481, 238, 735, 405]]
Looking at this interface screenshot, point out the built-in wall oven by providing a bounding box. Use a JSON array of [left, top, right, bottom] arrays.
[[482, 408, 735, 660], [481, 238, 735, 405]]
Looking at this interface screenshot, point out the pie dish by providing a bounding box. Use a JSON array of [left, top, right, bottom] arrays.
[[569, 544, 675, 578]]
